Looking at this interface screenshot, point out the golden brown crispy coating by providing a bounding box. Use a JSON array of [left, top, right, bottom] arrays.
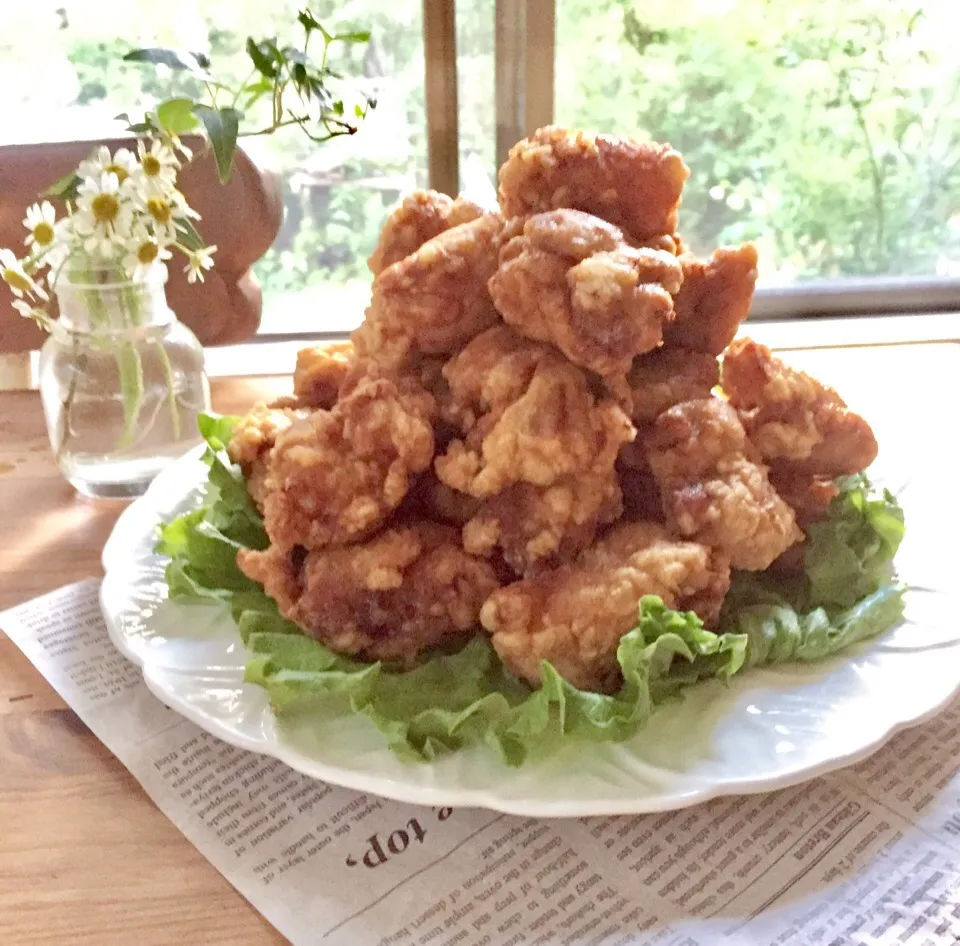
[[646, 398, 802, 571], [462, 471, 623, 576], [262, 377, 435, 551], [291, 342, 354, 409], [238, 523, 500, 665], [764, 471, 841, 575], [721, 337, 878, 476], [488, 210, 683, 395], [480, 521, 730, 692], [227, 403, 310, 508], [435, 325, 635, 498], [498, 126, 689, 242], [768, 469, 840, 526], [663, 245, 759, 355], [400, 469, 482, 527], [356, 212, 505, 370], [627, 346, 720, 426], [367, 190, 485, 275]]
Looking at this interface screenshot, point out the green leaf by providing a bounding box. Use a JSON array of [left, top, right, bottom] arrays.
[[157, 445, 907, 767], [334, 30, 372, 43], [155, 97, 200, 135], [241, 76, 275, 112], [297, 9, 322, 35], [243, 596, 753, 767], [723, 581, 905, 667], [193, 105, 242, 184], [197, 412, 242, 452], [124, 47, 210, 72], [245, 37, 280, 78], [43, 170, 81, 201], [804, 474, 905, 608], [175, 218, 206, 252]]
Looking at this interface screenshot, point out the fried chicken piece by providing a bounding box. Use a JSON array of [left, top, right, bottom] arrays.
[[663, 245, 759, 355], [613, 347, 719, 521], [238, 523, 500, 665], [480, 521, 731, 692], [498, 126, 689, 242], [435, 325, 635, 498], [488, 210, 682, 396], [764, 471, 841, 575], [768, 469, 840, 526], [721, 337, 878, 476], [290, 341, 353, 409], [646, 398, 802, 571], [462, 471, 623, 576], [355, 212, 505, 370], [236, 543, 305, 615], [227, 402, 310, 508], [262, 376, 435, 551], [616, 438, 664, 522], [627, 346, 720, 426], [400, 469, 482, 527], [367, 190, 485, 275]]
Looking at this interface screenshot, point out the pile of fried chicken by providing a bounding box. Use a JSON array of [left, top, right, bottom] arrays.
[[230, 127, 878, 694]]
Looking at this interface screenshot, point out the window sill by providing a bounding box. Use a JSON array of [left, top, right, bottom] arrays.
[[2, 312, 957, 391]]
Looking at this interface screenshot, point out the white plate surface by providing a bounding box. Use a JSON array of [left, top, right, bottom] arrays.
[[100, 446, 959, 816]]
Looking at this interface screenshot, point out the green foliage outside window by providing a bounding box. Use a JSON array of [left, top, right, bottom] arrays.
[[2, 0, 957, 329]]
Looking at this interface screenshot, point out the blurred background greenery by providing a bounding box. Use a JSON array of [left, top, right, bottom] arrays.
[[3, 0, 958, 333]]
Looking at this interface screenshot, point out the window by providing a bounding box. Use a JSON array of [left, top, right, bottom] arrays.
[[554, 0, 960, 314], [1, 0, 431, 337], [2, 0, 958, 352]]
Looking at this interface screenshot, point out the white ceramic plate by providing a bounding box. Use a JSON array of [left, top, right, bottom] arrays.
[[100, 447, 959, 817]]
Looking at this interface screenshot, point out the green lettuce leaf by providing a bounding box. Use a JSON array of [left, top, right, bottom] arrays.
[[720, 474, 906, 665], [155, 412, 268, 609], [156, 414, 908, 766], [722, 582, 905, 666], [244, 595, 750, 766], [804, 473, 905, 608]]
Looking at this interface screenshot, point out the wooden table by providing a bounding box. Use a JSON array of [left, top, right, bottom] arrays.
[[0, 345, 957, 944], [0, 377, 291, 945]]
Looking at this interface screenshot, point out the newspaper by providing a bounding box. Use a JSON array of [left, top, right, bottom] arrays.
[[4, 580, 960, 946]]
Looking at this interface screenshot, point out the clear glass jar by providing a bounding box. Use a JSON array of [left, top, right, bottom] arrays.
[[39, 266, 211, 499]]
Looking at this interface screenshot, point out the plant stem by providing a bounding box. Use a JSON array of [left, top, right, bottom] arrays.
[[54, 334, 83, 463], [116, 280, 145, 451], [231, 68, 258, 109], [155, 341, 181, 441]]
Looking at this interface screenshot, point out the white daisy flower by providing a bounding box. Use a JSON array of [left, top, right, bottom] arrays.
[[183, 244, 216, 283], [22, 201, 58, 254], [136, 189, 198, 246], [78, 145, 138, 189], [12, 298, 51, 330], [0, 248, 48, 300], [122, 226, 173, 281], [74, 172, 134, 258], [135, 138, 180, 193]]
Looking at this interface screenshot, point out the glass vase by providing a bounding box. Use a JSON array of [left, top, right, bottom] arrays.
[[38, 266, 211, 499]]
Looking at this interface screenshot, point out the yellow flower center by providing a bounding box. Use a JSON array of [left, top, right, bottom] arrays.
[[2, 267, 32, 294], [137, 241, 159, 264], [106, 163, 129, 184], [146, 196, 172, 225], [141, 154, 162, 177], [91, 193, 120, 224], [32, 221, 55, 246]]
